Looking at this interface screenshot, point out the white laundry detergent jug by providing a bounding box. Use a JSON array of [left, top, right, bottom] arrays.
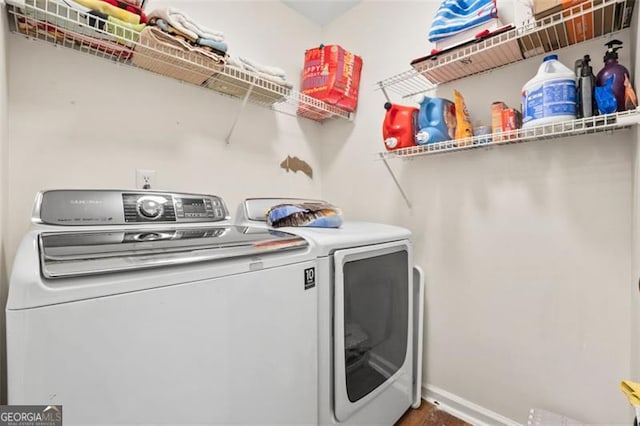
[[522, 54, 576, 128]]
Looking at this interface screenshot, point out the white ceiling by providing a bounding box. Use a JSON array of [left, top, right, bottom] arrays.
[[282, 0, 362, 26]]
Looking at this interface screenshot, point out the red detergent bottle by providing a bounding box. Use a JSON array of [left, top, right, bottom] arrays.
[[596, 40, 630, 112], [382, 102, 419, 151]]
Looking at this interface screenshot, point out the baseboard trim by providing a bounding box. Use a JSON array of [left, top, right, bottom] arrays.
[[422, 384, 521, 426]]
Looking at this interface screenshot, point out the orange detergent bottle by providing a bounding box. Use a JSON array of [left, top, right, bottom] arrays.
[[382, 102, 419, 151]]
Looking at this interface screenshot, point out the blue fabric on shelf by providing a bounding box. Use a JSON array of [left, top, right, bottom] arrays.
[[152, 18, 227, 54], [155, 17, 169, 32], [428, 0, 497, 43], [196, 37, 228, 54]]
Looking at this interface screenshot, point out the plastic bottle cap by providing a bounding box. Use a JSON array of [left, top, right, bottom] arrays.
[[385, 138, 398, 148], [543, 54, 558, 62], [416, 131, 429, 144]]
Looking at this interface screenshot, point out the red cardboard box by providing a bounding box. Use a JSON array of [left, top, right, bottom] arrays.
[[298, 45, 363, 117], [491, 101, 507, 141], [501, 107, 522, 139]]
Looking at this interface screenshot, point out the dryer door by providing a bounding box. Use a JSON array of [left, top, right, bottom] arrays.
[[333, 240, 413, 422]]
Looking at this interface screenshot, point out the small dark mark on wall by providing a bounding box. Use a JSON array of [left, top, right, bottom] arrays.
[[280, 155, 313, 179]]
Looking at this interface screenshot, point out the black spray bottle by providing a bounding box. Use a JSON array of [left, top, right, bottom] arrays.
[[575, 55, 597, 118]]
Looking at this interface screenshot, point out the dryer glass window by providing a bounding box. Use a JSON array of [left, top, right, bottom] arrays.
[[342, 250, 408, 402]]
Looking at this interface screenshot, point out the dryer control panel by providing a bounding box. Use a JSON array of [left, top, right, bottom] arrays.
[[35, 190, 229, 226]]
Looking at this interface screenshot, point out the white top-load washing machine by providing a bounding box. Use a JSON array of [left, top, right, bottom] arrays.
[[7, 190, 320, 425], [236, 198, 424, 426]]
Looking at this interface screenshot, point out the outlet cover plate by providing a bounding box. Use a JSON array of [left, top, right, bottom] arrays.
[[136, 169, 156, 190]]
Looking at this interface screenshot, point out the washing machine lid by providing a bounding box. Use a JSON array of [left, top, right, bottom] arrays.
[[39, 225, 308, 278]]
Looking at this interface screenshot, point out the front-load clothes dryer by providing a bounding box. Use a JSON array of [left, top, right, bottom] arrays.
[[236, 198, 424, 426], [7, 190, 318, 426]]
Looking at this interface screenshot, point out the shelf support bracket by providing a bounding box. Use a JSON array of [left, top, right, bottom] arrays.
[[381, 156, 412, 209], [379, 82, 391, 104], [225, 80, 255, 144]]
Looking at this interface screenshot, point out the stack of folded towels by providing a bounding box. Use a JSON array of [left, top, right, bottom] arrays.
[[146, 7, 291, 90], [72, 0, 147, 34], [147, 8, 228, 58]]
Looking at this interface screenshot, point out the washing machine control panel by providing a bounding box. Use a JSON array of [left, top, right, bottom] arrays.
[[122, 193, 227, 223], [36, 190, 229, 225]]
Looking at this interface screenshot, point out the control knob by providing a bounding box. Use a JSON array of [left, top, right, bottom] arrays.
[[137, 196, 164, 220]]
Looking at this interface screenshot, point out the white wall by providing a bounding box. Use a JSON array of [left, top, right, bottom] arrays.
[[5, 0, 324, 271], [0, 1, 8, 406], [323, 2, 635, 424]]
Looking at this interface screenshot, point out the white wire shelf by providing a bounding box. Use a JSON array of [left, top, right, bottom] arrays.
[[378, 109, 640, 160], [378, 0, 635, 96], [5, 0, 353, 122]]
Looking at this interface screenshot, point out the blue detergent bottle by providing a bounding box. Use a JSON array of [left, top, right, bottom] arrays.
[[415, 95, 457, 145]]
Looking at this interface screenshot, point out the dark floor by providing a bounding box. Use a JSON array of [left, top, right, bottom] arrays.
[[396, 402, 470, 426]]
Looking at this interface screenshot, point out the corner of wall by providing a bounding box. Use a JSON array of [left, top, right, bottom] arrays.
[[422, 384, 520, 426], [1, 0, 11, 405]]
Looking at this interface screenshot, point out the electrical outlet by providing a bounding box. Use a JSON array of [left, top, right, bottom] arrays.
[[136, 169, 156, 190]]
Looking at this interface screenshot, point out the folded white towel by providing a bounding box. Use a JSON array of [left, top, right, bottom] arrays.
[[149, 8, 224, 42], [237, 56, 286, 78], [226, 55, 291, 88], [227, 55, 243, 69]]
